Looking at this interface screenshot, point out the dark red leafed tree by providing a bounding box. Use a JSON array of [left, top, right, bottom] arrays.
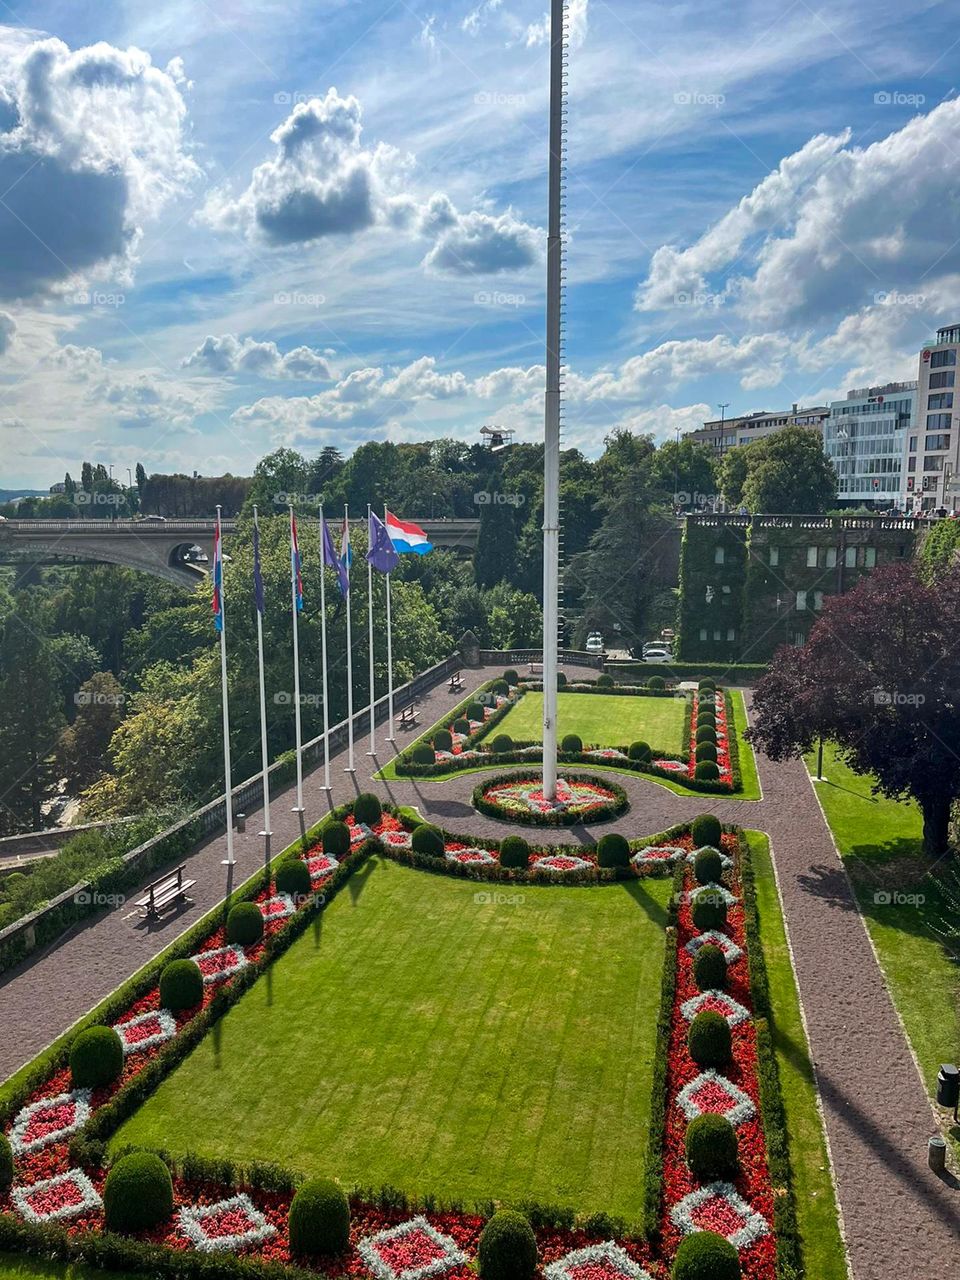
[[748, 560, 960, 857]]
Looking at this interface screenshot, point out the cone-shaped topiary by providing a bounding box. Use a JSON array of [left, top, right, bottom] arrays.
[[70, 1025, 124, 1089], [691, 886, 727, 931], [688, 1010, 732, 1067], [226, 900, 264, 946], [288, 1177, 351, 1257], [628, 741, 651, 761], [685, 1113, 740, 1181], [693, 942, 727, 991], [597, 833, 630, 868], [478, 1210, 538, 1280], [0, 1133, 12, 1194], [561, 733, 583, 753], [695, 761, 721, 781], [694, 847, 724, 885], [671, 1230, 740, 1280], [411, 824, 445, 858], [158, 958, 203, 1012], [276, 858, 311, 898], [492, 734, 514, 753], [499, 835, 530, 869], [103, 1152, 174, 1232], [354, 793, 383, 825], [323, 821, 351, 856], [691, 814, 722, 847]]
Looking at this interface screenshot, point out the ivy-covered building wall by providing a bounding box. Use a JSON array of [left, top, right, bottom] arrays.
[[678, 514, 921, 661]]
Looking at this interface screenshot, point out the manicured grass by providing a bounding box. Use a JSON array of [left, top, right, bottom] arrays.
[[0, 1257, 141, 1280], [807, 746, 960, 1136], [746, 831, 847, 1280], [112, 856, 674, 1223], [729, 690, 761, 800], [496, 690, 685, 753]]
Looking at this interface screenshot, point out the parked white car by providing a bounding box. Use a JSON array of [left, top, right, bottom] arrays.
[[642, 647, 673, 663], [585, 632, 604, 654]]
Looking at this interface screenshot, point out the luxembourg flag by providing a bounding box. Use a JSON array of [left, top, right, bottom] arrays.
[[385, 509, 433, 555], [290, 511, 304, 611]]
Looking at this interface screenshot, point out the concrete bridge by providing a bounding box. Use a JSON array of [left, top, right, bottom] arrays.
[[0, 517, 479, 587]]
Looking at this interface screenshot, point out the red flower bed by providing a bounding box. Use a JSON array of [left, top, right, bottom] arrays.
[[685, 694, 733, 786]]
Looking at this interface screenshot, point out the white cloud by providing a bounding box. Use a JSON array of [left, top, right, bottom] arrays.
[[526, 0, 588, 49], [0, 311, 16, 354], [182, 334, 334, 380], [462, 0, 504, 35]]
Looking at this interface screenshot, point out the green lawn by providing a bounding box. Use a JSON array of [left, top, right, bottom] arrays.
[[0, 1258, 141, 1280], [807, 746, 960, 1137], [746, 832, 846, 1280], [495, 690, 685, 753], [113, 856, 674, 1223]]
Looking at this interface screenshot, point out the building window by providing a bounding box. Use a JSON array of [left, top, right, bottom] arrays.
[[825, 546, 838, 568], [714, 546, 725, 565], [796, 589, 807, 610], [793, 631, 805, 647], [930, 349, 957, 368], [864, 547, 877, 568], [909, 435, 918, 451], [928, 393, 953, 410], [926, 413, 952, 431], [769, 546, 779, 566], [924, 455, 946, 471], [844, 546, 856, 568], [813, 591, 824, 610], [926, 433, 951, 451], [699, 628, 707, 641], [806, 545, 818, 567], [908, 455, 917, 471], [930, 371, 955, 388], [726, 628, 736, 641], [713, 629, 722, 640]]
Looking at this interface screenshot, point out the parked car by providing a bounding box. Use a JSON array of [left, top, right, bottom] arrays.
[[585, 632, 604, 654], [642, 647, 673, 663]]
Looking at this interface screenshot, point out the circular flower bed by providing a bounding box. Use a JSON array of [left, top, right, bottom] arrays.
[[473, 772, 628, 826]]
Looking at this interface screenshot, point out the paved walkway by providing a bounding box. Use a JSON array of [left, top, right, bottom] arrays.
[[2, 670, 958, 1278]]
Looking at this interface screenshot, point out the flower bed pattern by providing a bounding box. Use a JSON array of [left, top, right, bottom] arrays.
[[358, 1214, 468, 1280], [544, 1240, 653, 1280], [179, 1193, 277, 1253], [474, 773, 627, 826]]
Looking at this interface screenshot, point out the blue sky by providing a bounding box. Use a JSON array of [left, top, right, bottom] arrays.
[[1, 0, 959, 486]]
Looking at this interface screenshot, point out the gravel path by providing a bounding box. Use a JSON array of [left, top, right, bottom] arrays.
[[2, 670, 958, 1278]]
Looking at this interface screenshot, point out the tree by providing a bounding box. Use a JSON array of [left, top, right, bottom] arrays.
[[58, 672, 124, 790], [748, 560, 960, 856], [474, 499, 518, 589], [80, 461, 94, 493], [718, 449, 750, 507], [135, 462, 147, 493], [650, 438, 718, 507], [734, 427, 836, 513]]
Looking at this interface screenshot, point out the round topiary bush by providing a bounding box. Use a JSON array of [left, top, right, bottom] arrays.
[[695, 743, 718, 765], [411, 824, 445, 858], [698, 678, 717, 692], [288, 1177, 351, 1257], [478, 1209, 538, 1280], [0, 1133, 12, 1194], [467, 701, 486, 722], [693, 942, 727, 991], [691, 814, 723, 848], [492, 734, 514, 753], [504, 669, 519, 686], [275, 858, 311, 898], [454, 717, 471, 734], [695, 725, 717, 745], [493, 679, 510, 696], [159, 958, 203, 1012], [70, 1025, 124, 1090], [103, 1152, 174, 1232], [557, 672, 568, 689], [226, 900, 264, 946], [499, 834, 530, 869], [628, 741, 652, 761], [433, 729, 453, 753], [412, 744, 436, 766], [688, 1010, 732, 1068], [323, 821, 352, 856], [561, 733, 583, 753], [697, 707, 716, 726], [685, 1113, 740, 1182], [354, 792, 383, 825], [694, 846, 724, 885], [691, 886, 728, 931], [597, 833, 630, 869], [695, 761, 721, 782], [597, 673, 615, 688], [647, 675, 666, 691], [671, 1231, 740, 1280]]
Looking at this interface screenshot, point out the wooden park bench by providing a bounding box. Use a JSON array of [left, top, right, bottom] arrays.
[[448, 670, 464, 692], [136, 864, 195, 920], [398, 703, 419, 731]]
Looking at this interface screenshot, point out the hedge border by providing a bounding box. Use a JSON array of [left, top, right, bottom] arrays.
[[471, 771, 630, 827]]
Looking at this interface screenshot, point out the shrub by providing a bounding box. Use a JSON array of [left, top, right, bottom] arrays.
[[671, 1231, 740, 1280], [695, 761, 721, 782], [158, 958, 203, 1012], [504, 669, 519, 686], [412, 744, 436, 766], [557, 671, 568, 689], [691, 814, 722, 847], [70, 1025, 124, 1089], [288, 1177, 350, 1257], [688, 1010, 732, 1067], [411, 824, 445, 858], [478, 1210, 538, 1280], [693, 942, 727, 991], [561, 733, 583, 753], [499, 835, 530, 869], [695, 725, 717, 745], [275, 858, 311, 898], [492, 734, 514, 753], [695, 743, 717, 765], [493, 679, 509, 696], [226, 900, 264, 946], [454, 717, 471, 734], [0, 1133, 11, 1194], [597, 673, 615, 687], [697, 708, 716, 726], [323, 821, 352, 856], [685, 1113, 739, 1181], [596, 832, 630, 869], [628, 741, 652, 761], [354, 792, 383, 825], [698, 678, 717, 692], [103, 1152, 174, 1232], [433, 730, 453, 753], [647, 675, 666, 690], [691, 886, 727, 931], [694, 846, 724, 885], [467, 701, 486, 722]]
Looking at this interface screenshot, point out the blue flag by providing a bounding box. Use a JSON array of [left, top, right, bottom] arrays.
[[322, 516, 350, 598], [367, 510, 399, 573], [252, 521, 265, 616]]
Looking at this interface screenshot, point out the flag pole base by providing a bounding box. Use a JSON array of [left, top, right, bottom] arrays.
[[387, 734, 396, 743], [320, 784, 332, 791], [344, 767, 357, 773], [291, 806, 305, 814], [221, 858, 236, 867]]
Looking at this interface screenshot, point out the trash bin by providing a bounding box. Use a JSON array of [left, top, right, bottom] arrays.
[[928, 1135, 947, 1174], [936, 1064, 959, 1110], [236, 813, 246, 833]]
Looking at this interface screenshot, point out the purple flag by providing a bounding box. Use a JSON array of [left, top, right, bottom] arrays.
[[322, 515, 350, 598], [367, 510, 399, 573], [252, 520, 265, 615]]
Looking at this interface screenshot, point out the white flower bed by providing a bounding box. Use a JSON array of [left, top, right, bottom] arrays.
[[545, 1241, 653, 1280], [685, 930, 743, 964], [630, 844, 687, 868], [12, 1168, 102, 1223], [10, 1089, 92, 1154], [358, 1215, 468, 1280], [113, 1008, 178, 1055], [178, 1193, 277, 1253], [669, 1182, 769, 1251], [675, 1069, 756, 1127], [679, 989, 751, 1027]]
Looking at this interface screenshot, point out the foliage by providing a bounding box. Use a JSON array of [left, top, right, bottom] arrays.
[[412, 744, 436, 765], [724, 426, 837, 514], [411, 824, 445, 858], [158, 959, 204, 1012], [103, 1152, 174, 1232], [275, 860, 311, 898], [693, 847, 723, 885], [323, 822, 352, 857], [498, 835, 530, 869], [503, 670, 519, 686], [685, 1114, 739, 1181], [69, 1026, 124, 1089], [695, 743, 717, 764], [687, 1010, 732, 1068], [671, 1231, 741, 1280], [693, 943, 727, 991], [288, 1178, 351, 1257], [226, 901, 264, 946], [647, 675, 666, 691], [695, 760, 720, 781], [477, 1210, 538, 1280], [492, 734, 514, 753], [691, 887, 727, 931], [353, 793, 382, 826], [628, 741, 652, 761], [596, 833, 630, 869], [561, 733, 583, 752], [433, 729, 454, 752], [690, 815, 722, 847], [0, 1132, 11, 1193]]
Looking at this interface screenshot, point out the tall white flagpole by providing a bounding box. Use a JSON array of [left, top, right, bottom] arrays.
[[344, 503, 356, 772], [253, 507, 272, 862], [385, 524, 396, 743], [366, 503, 376, 755], [215, 505, 235, 866], [318, 509, 332, 791], [289, 505, 305, 816]]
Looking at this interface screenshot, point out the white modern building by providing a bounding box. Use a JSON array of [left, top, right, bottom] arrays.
[[688, 403, 829, 453], [823, 382, 916, 505], [908, 324, 960, 512]]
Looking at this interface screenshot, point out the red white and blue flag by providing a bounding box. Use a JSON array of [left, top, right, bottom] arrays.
[[212, 518, 224, 631], [290, 511, 303, 611], [385, 509, 433, 555]]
